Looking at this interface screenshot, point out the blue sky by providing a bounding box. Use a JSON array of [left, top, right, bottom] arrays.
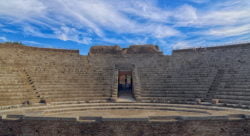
[[0, 0, 250, 55]]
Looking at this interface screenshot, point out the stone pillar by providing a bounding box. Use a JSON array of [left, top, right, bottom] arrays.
[[111, 69, 118, 102], [132, 67, 142, 101]]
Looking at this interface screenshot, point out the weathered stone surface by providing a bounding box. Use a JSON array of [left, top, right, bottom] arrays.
[[1, 42, 250, 108], [89, 44, 162, 55], [0, 118, 250, 136], [1, 42, 250, 135], [89, 45, 122, 55], [126, 45, 162, 54], [212, 99, 220, 104]]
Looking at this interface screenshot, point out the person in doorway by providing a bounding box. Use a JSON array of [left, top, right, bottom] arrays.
[[125, 75, 128, 90]]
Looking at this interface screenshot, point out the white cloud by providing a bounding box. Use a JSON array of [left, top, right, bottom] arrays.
[[55, 26, 92, 44], [0, 0, 45, 19], [0, 0, 180, 43], [0, 36, 7, 41], [189, 0, 210, 4], [0, 28, 17, 33], [146, 24, 180, 38], [198, 10, 250, 26], [22, 25, 53, 38], [172, 41, 193, 50], [206, 24, 250, 37], [173, 5, 198, 26], [0, 0, 249, 47], [118, 0, 171, 23], [174, 0, 250, 27], [23, 41, 42, 45]]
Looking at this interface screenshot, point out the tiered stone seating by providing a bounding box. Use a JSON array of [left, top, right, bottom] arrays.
[[28, 66, 113, 103], [0, 66, 37, 106], [1, 43, 250, 110], [138, 67, 217, 103], [214, 66, 250, 107]]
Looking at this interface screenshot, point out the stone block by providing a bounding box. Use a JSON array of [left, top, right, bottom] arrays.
[[23, 116, 77, 121], [78, 116, 102, 122], [102, 117, 148, 122], [228, 114, 246, 120], [6, 114, 24, 119], [212, 99, 220, 104], [181, 116, 228, 121], [149, 116, 182, 122], [195, 98, 202, 104]]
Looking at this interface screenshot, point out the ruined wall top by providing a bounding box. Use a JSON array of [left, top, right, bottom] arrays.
[[89, 45, 163, 55], [173, 43, 250, 54], [0, 43, 79, 54]]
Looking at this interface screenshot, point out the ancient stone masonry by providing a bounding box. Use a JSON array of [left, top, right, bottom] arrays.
[[1, 42, 250, 136], [1, 114, 250, 136], [1, 43, 250, 108], [89, 44, 162, 55]]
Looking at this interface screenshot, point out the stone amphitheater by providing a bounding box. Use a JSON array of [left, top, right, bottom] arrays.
[[1, 42, 250, 136]]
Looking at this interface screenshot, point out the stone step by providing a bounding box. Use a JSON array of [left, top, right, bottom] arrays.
[[39, 90, 111, 95], [214, 91, 250, 96], [141, 93, 205, 97], [141, 90, 208, 94], [35, 84, 112, 87], [0, 99, 38, 106], [31, 79, 113, 83], [0, 85, 31, 88], [42, 93, 111, 98], [140, 81, 212, 85], [140, 78, 214, 82], [140, 82, 209, 85], [217, 88, 250, 91], [30, 74, 113, 77], [219, 99, 250, 105], [0, 96, 37, 101], [221, 85, 250, 88], [38, 90, 111, 94], [45, 97, 111, 103], [222, 75, 250, 78], [214, 95, 250, 100], [31, 77, 113, 80], [141, 87, 209, 90], [0, 91, 33, 96], [0, 89, 33, 92], [221, 79, 250, 82], [140, 86, 210, 90], [139, 97, 196, 102], [36, 86, 112, 90], [139, 74, 215, 78]]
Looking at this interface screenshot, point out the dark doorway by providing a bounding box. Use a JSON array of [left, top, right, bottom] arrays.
[[118, 71, 134, 101]]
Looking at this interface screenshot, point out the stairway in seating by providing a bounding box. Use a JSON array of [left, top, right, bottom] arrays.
[[0, 66, 37, 106], [214, 66, 250, 107], [205, 69, 224, 102], [22, 69, 41, 103]]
